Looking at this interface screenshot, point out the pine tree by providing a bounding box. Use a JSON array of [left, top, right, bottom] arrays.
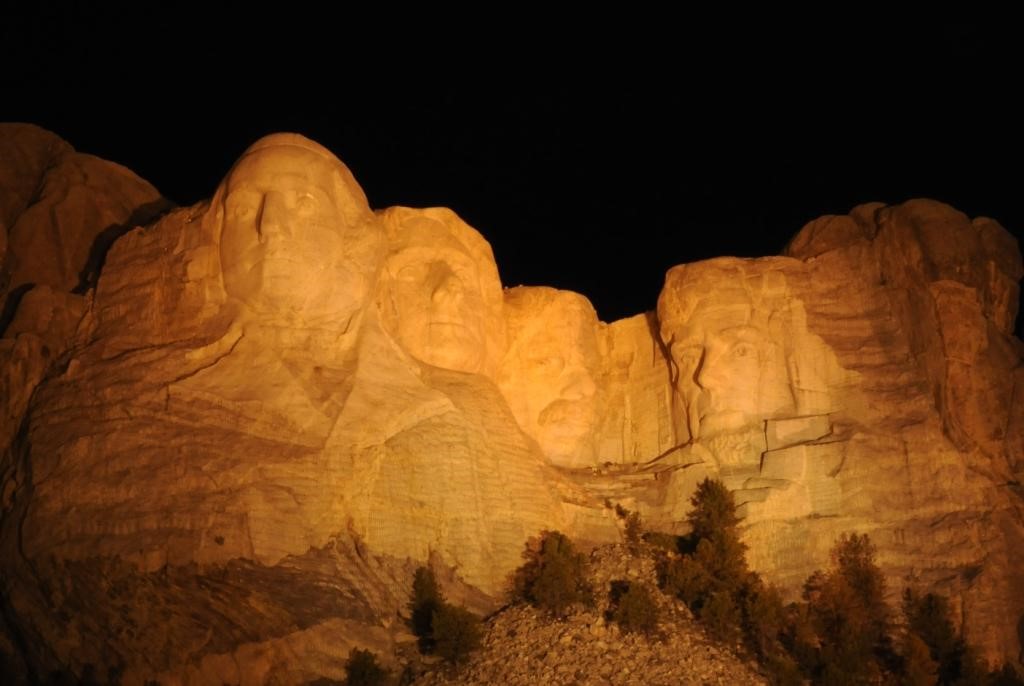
[[344, 648, 390, 686], [901, 632, 938, 686], [432, 603, 482, 665], [804, 533, 888, 684], [687, 477, 742, 542], [511, 531, 590, 617], [612, 581, 659, 635], [410, 566, 444, 650]]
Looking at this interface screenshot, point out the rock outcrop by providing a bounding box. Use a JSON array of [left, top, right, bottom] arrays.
[[0, 124, 170, 516], [649, 200, 1024, 662], [411, 543, 768, 686], [1, 127, 1021, 683], [0, 123, 168, 316]]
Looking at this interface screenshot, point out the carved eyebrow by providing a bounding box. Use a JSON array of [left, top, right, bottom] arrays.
[[719, 325, 764, 342], [292, 185, 332, 203], [672, 338, 703, 353], [224, 188, 261, 203]]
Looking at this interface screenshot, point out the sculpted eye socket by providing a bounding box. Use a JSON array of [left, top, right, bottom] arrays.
[[532, 356, 565, 372], [733, 342, 756, 358], [395, 263, 429, 282], [225, 190, 262, 222], [229, 203, 256, 221], [295, 194, 318, 215], [676, 347, 703, 367]]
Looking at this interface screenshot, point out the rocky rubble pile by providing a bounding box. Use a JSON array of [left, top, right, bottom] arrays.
[[410, 543, 768, 686]]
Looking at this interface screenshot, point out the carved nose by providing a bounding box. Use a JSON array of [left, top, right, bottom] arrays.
[[256, 192, 289, 240], [431, 270, 462, 305], [560, 373, 596, 401], [695, 351, 722, 390]]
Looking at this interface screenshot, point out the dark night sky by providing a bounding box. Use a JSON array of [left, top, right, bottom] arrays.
[[2, 10, 1021, 324]]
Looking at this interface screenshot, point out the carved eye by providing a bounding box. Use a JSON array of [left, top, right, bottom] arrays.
[[228, 201, 255, 222], [532, 356, 565, 373], [395, 263, 429, 283], [676, 348, 702, 368], [295, 194, 318, 215], [733, 343, 756, 359]]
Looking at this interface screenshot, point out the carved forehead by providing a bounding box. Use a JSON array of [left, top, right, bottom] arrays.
[[226, 145, 343, 191], [658, 258, 795, 343], [381, 207, 494, 262], [211, 133, 374, 231], [504, 287, 599, 360], [659, 260, 749, 330], [220, 133, 369, 209], [378, 207, 504, 307], [240, 132, 341, 162], [505, 287, 596, 333]]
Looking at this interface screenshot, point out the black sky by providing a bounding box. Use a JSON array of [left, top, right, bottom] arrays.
[[2, 10, 1021, 324]]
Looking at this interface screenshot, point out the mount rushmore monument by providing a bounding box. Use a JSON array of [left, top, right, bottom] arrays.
[[1, 124, 1022, 683]]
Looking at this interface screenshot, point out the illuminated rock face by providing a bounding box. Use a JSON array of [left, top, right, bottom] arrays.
[[377, 205, 506, 377], [1, 128, 1022, 682], [655, 202, 1024, 663], [499, 287, 602, 468], [0, 131, 564, 683], [0, 123, 168, 305], [215, 133, 382, 332], [0, 122, 166, 521]]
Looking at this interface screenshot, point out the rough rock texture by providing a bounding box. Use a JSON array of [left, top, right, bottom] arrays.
[[0, 124, 169, 522], [500, 287, 603, 468], [0, 131, 562, 683], [0, 123, 168, 319], [499, 289, 675, 470], [411, 543, 768, 686], [653, 201, 1024, 663], [1, 127, 1022, 683]]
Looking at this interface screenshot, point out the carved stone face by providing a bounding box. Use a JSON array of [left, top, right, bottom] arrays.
[[499, 288, 599, 467], [217, 136, 380, 331], [658, 259, 799, 442], [378, 207, 504, 375], [387, 243, 486, 370]]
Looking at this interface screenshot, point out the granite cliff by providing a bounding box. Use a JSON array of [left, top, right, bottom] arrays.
[[1, 125, 1021, 683]]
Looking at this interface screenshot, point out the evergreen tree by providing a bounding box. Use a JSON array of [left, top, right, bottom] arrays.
[[804, 533, 889, 684], [700, 590, 742, 642], [738, 573, 786, 660], [687, 477, 742, 543], [344, 648, 390, 686], [611, 581, 659, 635], [409, 566, 444, 651], [901, 632, 938, 686], [663, 478, 749, 608], [511, 531, 590, 617], [832, 533, 888, 640], [902, 588, 989, 686], [432, 603, 482, 665]]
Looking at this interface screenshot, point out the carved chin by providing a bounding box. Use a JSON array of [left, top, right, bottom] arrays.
[[403, 324, 484, 372]]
